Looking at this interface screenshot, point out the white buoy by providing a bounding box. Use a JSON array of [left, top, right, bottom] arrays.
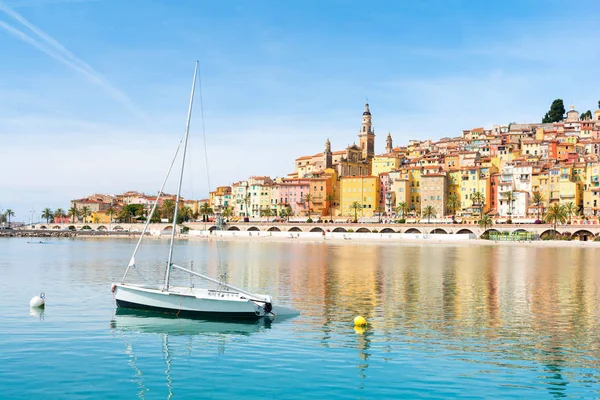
[[30, 292, 45, 308]]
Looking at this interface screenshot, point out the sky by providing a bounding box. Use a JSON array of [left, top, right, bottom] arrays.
[[1, 0, 600, 223]]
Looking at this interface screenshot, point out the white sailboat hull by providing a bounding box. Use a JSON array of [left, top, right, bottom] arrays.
[[113, 283, 271, 318]]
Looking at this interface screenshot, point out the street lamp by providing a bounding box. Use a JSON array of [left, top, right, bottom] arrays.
[[30, 209, 35, 227]]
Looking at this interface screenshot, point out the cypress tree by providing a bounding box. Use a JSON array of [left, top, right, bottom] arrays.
[[542, 99, 565, 123]]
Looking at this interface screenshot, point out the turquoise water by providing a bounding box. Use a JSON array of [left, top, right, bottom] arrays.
[[1, 237, 600, 399]]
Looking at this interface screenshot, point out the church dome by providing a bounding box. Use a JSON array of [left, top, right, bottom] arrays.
[[363, 103, 371, 116]]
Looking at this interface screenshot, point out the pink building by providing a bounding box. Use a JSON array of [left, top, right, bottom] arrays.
[[277, 178, 310, 216]]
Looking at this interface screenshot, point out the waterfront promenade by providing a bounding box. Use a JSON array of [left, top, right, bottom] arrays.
[[15, 221, 600, 240]]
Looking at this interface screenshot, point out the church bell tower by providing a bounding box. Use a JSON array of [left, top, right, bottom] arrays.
[[358, 103, 375, 161]]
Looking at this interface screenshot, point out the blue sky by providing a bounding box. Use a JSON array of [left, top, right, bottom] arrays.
[[1, 0, 600, 222]]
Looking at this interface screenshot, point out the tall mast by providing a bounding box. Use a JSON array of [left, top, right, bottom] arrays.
[[164, 61, 199, 290]]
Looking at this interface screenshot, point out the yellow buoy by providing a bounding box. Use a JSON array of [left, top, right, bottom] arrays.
[[353, 315, 367, 327]]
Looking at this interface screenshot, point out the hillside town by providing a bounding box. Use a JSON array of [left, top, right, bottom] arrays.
[[33, 100, 600, 226]]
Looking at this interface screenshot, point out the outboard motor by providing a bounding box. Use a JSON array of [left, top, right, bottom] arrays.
[[262, 295, 274, 315]]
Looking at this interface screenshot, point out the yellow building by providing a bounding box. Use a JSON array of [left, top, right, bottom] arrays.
[[583, 162, 600, 216], [458, 166, 491, 215], [340, 176, 380, 218], [371, 155, 400, 177]]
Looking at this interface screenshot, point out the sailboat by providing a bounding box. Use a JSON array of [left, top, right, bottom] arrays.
[[112, 62, 298, 319]]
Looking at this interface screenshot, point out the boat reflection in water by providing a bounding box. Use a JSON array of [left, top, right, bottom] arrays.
[[110, 307, 297, 336], [111, 308, 298, 399]]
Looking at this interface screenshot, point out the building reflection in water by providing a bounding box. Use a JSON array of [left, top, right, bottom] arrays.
[[208, 241, 600, 392]]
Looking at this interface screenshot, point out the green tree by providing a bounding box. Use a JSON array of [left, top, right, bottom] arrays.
[[478, 213, 493, 238], [349, 201, 362, 223], [5, 209, 14, 227], [395, 202, 408, 218], [161, 200, 175, 222], [564, 202, 578, 224], [501, 191, 514, 216], [41, 208, 54, 223], [471, 191, 485, 217], [68, 206, 79, 223], [598, 100, 600, 109], [532, 191, 544, 220], [325, 193, 335, 220], [422, 205, 436, 223], [199, 202, 213, 222], [54, 208, 65, 222], [303, 193, 314, 220], [542, 99, 565, 123], [447, 194, 461, 216], [222, 206, 233, 220], [544, 203, 567, 239], [581, 110, 593, 120], [260, 207, 273, 218], [80, 206, 91, 223], [181, 206, 194, 222], [279, 205, 293, 221]]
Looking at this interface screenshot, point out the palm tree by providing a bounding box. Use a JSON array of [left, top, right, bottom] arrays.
[[478, 213, 493, 238], [68, 206, 79, 223], [243, 193, 251, 217], [447, 194, 461, 216], [564, 202, 578, 224], [222, 206, 233, 220], [471, 191, 485, 217], [349, 201, 362, 223], [303, 193, 314, 219], [374, 206, 385, 223], [325, 193, 335, 220], [532, 191, 544, 220], [41, 208, 54, 223], [260, 207, 273, 218], [54, 208, 65, 223], [279, 205, 293, 221], [5, 209, 14, 227], [181, 206, 194, 222], [106, 207, 116, 223], [395, 202, 408, 218], [544, 203, 567, 239], [501, 191, 514, 217], [422, 205, 436, 223], [80, 206, 91, 223], [199, 202, 213, 222], [161, 200, 175, 222]]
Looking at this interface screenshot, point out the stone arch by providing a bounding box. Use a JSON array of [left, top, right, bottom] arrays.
[[247, 226, 260, 231], [512, 228, 528, 234], [540, 229, 559, 239], [39, 225, 47, 230], [356, 228, 371, 233], [430, 228, 447, 234], [68, 225, 76, 231], [456, 228, 474, 235], [162, 226, 172, 231], [97, 226, 107, 231], [332, 227, 347, 233], [310, 227, 324, 233], [81, 225, 92, 230], [52, 225, 61, 230], [267, 227, 281, 232], [380, 228, 395, 233], [227, 226, 240, 231], [572, 230, 594, 241], [208, 226, 218, 232], [288, 227, 302, 232], [405, 228, 422, 234]]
